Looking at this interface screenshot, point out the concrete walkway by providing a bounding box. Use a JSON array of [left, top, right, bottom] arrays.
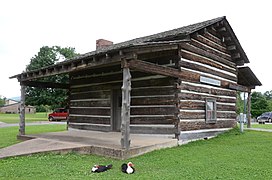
[[0, 129, 178, 160]]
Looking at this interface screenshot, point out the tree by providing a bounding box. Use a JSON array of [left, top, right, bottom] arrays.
[[264, 90, 272, 100], [25, 46, 78, 111], [0, 97, 5, 106], [251, 92, 269, 118], [236, 92, 244, 114]]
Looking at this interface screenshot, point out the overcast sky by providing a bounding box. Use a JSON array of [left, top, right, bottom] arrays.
[[0, 0, 271, 98]]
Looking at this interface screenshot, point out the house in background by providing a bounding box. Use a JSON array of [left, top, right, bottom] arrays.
[[0, 99, 36, 114], [10, 16, 261, 147]]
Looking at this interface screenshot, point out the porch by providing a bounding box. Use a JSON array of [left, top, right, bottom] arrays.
[[0, 128, 178, 160]]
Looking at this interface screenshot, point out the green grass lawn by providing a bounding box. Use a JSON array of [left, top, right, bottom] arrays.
[[250, 123, 272, 129], [0, 124, 66, 148], [0, 112, 49, 123], [0, 127, 272, 179]]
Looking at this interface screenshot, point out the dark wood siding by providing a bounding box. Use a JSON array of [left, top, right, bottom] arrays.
[[68, 53, 180, 133], [130, 52, 179, 134], [178, 27, 237, 131], [69, 65, 121, 131]]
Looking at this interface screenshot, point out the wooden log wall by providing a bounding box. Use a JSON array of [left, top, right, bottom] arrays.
[[69, 65, 121, 131], [130, 53, 179, 134], [69, 52, 179, 133], [178, 28, 237, 131]]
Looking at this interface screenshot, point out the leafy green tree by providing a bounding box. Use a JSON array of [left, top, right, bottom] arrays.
[[0, 97, 5, 106], [25, 46, 78, 111], [236, 92, 244, 114], [264, 90, 272, 100], [251, 92, 269, 117]]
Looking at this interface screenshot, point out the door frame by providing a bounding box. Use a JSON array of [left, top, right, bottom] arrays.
[[110, 88, 122, 131]]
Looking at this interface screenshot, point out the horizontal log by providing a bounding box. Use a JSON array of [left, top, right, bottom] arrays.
[[207, 27, 222, 39], [131, 87, 175, 96], [131, 106, 178, 115], [70, 90, 111, 100], [131, 96, 176, 106], [178, 67, 236, 90], [128, 59, 181, 78], [138, 50, 178, 61], [201, 30, 226, 47], [179, 60, 237, 82], [125, 44, 179, 55], [179, 101, 235, 111], [70, 99, 110, 107], [180, 49, 236, 75], [130, 125, 177, 134], [72, 70, 163, 86], [70, 64, 121, 78], [68, 123, 111, 132], [70, 107, 111, 116], [179, 101, 205, 110], [69, 116, 110, 124], [179, 111, 205, 119], [194, 34, 229, 53], [179, 111, 236, 119], [179, 43, 236, 68], [70, 71, 122, 86], [179, 119, 236, 131], [190, 39, 232, 61], [178, 92, 236, 103], [130, 116, 176, 124], [178, 83, 236, 97], [71, 82, 121, 93], [71, 76, 174, 94], [132, 76, 174, 88]]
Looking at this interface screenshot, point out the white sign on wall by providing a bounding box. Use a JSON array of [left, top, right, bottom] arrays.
[[200, 76, 221, 86]]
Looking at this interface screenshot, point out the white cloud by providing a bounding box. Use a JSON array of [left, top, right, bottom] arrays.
[[0, 0, 271, 97]]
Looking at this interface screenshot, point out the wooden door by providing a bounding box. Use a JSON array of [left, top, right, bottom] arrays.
[[111, 89, 121, 131]]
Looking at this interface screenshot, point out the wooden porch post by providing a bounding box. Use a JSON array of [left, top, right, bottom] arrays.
[[247, 91, 252, 128], [121, 60, 131, 149], [19, 85, 26, 136]]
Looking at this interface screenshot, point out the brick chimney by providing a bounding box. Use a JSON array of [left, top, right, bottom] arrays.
[[96, 39, 113, 50]]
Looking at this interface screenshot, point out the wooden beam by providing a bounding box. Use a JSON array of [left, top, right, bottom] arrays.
[[12, 55, 122, 82], [21, 81, 69, 89], [223, 36, 232, 43], [121, 60, 131, 150], [19, 85, 26, 136], [218, 27, 227, 32], [235, 60, 245, 66], [227, 45, 236, 51], [124, 44, 179, 55], [232, 53, 241, 59], [247, 91, 252, 128], [128, 59, 181, 78], [229, 83, 249, 92]]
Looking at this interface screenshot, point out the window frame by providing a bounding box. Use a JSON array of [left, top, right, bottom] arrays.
[[205, 98, 217, 123]]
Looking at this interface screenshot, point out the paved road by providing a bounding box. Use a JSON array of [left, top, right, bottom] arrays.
[[0, 121, 66, 128]]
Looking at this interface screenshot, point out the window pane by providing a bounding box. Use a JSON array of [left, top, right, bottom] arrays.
[[206, 99, 216, 123], [207, 102, 214, 110]]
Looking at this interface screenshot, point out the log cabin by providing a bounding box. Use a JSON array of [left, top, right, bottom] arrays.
[[10, 16, 261, 148]]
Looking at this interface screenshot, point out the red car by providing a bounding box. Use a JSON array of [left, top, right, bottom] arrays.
[[48, 108, 68, 121]]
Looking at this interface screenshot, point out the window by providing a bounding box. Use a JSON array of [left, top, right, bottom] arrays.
[[205, 98, 216, 123]]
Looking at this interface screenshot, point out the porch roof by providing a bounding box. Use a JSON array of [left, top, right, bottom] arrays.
[[238, 66, 262, 88]]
